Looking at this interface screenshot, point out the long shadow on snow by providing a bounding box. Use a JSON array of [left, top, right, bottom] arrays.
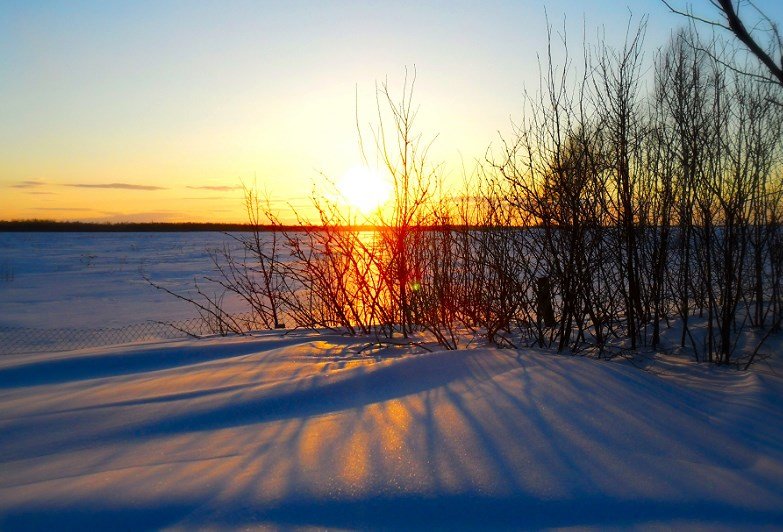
[[0, 337, 296, 388], [0, 503, 193, 531], [125, 351, 489, 438]]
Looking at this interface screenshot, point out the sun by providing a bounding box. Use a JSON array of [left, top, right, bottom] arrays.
[[336, 166, 392, 214]]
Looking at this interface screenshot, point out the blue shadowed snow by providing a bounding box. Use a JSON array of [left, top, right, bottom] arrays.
[[0, 334, 781, 529]]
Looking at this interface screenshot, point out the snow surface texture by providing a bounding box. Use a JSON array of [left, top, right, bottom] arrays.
[[1, 333, 782, 529], [0, 232, 244, 329]]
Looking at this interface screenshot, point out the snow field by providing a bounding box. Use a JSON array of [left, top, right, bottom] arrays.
[[0, 332, 781, 529]]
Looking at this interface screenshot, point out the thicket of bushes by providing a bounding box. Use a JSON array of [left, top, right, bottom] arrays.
[[167, 24, 783, 366]]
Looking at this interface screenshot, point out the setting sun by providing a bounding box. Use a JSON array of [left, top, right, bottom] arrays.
[[336, 167, 393, 214]]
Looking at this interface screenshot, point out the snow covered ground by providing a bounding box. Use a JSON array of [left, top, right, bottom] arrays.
[[2, 232, 782, 528], [0, 232, 243, 329], [1, 332, 782, 529]]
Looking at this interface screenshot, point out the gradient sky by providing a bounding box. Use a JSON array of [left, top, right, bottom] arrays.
[[2, 0, 781, 223]]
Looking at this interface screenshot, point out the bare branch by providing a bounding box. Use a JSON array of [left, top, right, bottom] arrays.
[[663, 0, 783, 86]]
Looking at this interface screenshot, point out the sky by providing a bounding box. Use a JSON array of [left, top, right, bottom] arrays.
[[2, 0, 781, 223]]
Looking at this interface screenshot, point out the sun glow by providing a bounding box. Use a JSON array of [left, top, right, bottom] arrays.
[[336, 167, 393, 215]]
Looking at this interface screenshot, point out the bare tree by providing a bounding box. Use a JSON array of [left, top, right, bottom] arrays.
[[592, 20, 649, 349], [653, 29, 714, 354], [663, 0, 783, 89], [369, 69, 439, 339], [146, 187, 287, 335]]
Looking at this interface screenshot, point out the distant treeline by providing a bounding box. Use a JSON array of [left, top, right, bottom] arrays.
[[0, 220, 371, 233], [0, 219, 487, 233], [0, 220, 279, 232]]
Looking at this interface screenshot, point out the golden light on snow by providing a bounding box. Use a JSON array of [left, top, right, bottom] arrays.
[[336, 167, 393, 215]]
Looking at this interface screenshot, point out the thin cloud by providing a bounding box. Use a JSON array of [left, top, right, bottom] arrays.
[[187, 185, 242, 191], [11, 180, 47, 188], [66, 183, 166, 191], [35, 207, 100, 212], [88, 211, 186, 223]]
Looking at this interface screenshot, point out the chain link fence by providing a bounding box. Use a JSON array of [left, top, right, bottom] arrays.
[[0, 314, 259, 356]]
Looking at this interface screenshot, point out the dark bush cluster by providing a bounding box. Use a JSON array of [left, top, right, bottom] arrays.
[[166, 26, 783, 367]]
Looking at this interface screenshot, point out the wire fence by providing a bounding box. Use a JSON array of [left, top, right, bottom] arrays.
[[0, 314, 258, 356]]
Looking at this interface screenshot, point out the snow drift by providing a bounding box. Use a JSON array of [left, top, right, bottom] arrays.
[[0, 333, 782, 529]]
